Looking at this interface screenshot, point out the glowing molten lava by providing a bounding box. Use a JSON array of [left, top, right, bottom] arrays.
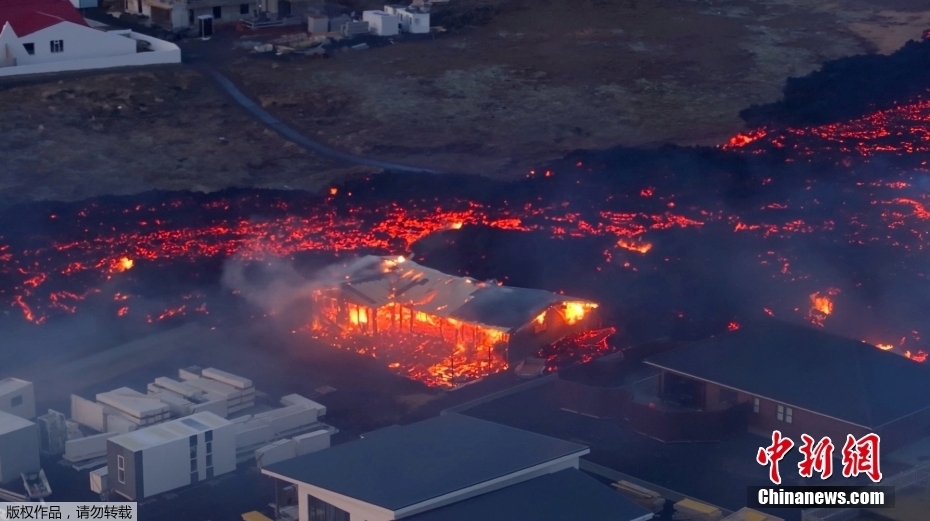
[[616, 239, 653, 254], [875, 343, 894, 351], [728, 321, 740, 331]]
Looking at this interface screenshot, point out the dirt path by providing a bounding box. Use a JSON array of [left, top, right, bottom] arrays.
[[204, 68, 445, 174]]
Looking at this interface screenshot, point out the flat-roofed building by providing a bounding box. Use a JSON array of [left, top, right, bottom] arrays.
[[107, 411, 235, 500], [0, 410, 40, 484], [262, 413, 650, 521], [0, 378, 35, 420]]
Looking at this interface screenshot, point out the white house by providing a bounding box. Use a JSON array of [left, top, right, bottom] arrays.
[[0, 378, 35, 420], [0, 0, 180, 77], [106, 412, 235, 500], [261, 413, 653, 521], [362, 10, 398, 36], [0, 411, 40, 484], [383, 4, 428, 34]]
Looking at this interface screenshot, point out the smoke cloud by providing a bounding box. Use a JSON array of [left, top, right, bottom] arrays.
[[220, 255, 385, 314]]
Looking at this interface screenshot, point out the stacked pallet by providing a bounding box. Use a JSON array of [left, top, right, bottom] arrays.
[[254, 405, 317, 436], [147, 377, 228, 418], [179, 367, 255, 414], [95, 388, 170, 427]]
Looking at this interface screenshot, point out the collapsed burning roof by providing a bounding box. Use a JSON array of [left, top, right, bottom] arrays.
[[308, 256, 599, 387], [332, 255, 596, 332]]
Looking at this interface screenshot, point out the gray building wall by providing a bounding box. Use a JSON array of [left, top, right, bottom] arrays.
[[0, 422, 40, 484], [107, 440, 143, 500]]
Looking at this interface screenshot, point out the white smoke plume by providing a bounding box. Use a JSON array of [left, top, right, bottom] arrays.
[[220, 255, 385, 314]]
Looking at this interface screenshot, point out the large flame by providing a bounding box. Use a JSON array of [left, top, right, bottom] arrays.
[[807, 288, 840, 327], [563, 301, 597, 326]]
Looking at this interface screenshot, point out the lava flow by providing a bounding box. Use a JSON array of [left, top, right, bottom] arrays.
[[723, 93, 930, 162], [4, 80, 930, 385]]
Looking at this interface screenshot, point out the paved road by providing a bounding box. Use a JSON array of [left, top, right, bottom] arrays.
[[204, 68, 447, 174]]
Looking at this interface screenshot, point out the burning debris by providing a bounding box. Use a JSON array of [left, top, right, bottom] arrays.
[[306, 255, 599, 387], [807, 288, 840, 327]]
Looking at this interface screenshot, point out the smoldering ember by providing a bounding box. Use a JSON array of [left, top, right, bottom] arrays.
[[5, 19, 930, 521]]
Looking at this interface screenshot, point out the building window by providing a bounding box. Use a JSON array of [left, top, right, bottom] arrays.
[[206, 454, 212, 467], [22, 43, 34, 55], [212, 6, 222, 18], [240, 3, 249, 14], [50, 40, 63, 53], [752, 397, 760, 414], [206, 441, 212, 454], [308, 494, 350, 521], [117, 455, 125, 484], [10, 395, 22, 407], [776, 404, 793, 424]]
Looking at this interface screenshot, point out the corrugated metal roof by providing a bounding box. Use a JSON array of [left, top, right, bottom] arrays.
[[334, 256, 593, 332]]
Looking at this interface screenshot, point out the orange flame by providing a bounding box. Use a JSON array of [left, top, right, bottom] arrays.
[[563, 301, 596, 325], [807, 288, 840, 326], [111, 257, 133, 273]]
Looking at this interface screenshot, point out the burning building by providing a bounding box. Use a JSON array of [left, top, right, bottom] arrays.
[[308, 256, 599, 387]]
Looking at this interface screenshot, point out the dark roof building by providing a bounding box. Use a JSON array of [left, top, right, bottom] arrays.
[[643, 321, 930, 449], [262, 413, 651, 521], [405, 468, 654, 521]]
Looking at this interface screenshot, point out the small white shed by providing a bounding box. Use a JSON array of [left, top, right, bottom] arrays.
[[362, 10, 398, 36]]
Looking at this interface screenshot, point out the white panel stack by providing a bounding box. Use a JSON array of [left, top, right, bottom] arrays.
[[280, 394, 326, 419], [234, 418, 275, 450], [96, 388, 171, 426], [147, 391, 194, 418], [64, 432, 117, 463], [253, 405, 316, 437], [71, 395, 106, 433], [151, 377, 205, 400], [178, 366, 203, 381], [294, 429, 331, 456], [89, 466, 108, 494], [180, 368, 255, 414], [105, 414, 137, 435], [189, 395, 228, 418], [255, 439, 298, 469]]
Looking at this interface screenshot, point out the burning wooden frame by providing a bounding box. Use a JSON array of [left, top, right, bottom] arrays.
[[308, 256, 599, 387]]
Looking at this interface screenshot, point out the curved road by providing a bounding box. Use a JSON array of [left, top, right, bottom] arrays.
[[206, 69, 446, 174]]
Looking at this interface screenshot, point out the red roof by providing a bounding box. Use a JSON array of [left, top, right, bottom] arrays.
[[0, 0, 88, 37]]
